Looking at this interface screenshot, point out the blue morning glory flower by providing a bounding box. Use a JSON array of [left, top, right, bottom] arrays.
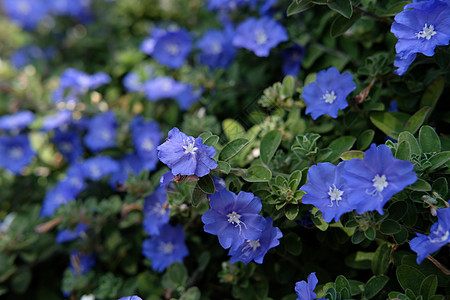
[[58, 164, 87, 195], [109, 154, 145, 188], [80, 156, 120, 181], [10, 45, 44, 69], [0, 111, 34, 131], [233, 17, 288, 57], [341, 144, 417, 215], [123, 72, 145, 93], [202, 189, 266, 250], [84, 111, 117, 152], [143, 186, 170, 236], [282, 44, 306, 76], [410, 207, 450, 264], [131, 116, 162, 171], [143, 76, 186, 102], [69, 251, 95, 276], [300, 162, 353, 223], [53, 129, 84, 163], [0, 134, 35, 174], [118, 296, 142, 300], [48, 0, 91, 19], [142, 224, 189, 272], [157, 127, 217, 177], [391, 0, 450, 75], [151, 28, 192, 69], [295, 272, 319, 300], [56, 222, 89, 244], [40, 184, 77, 217], [41, 110, 73, 131], [197, 29, 236, 69], [175, 84, 203, 110], [302, 67, 356, 120], [207, 0, 259, 11], [228, 217, 282, 265], [2, 0, 49, 30]]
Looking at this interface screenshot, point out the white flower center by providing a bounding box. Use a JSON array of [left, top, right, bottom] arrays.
[[166, 43, 179, 55], [9, 147, 23, 158], [227, 211, 247, 233], [255, 30, 267, 45], [416, 24, 437, 40], [161, 80, 172, 91], [151, 202, 166, 217], [70, 178, 84, 188], [429, 224, 450, 243], [243, 239, 261, 252], [60, 142, 73, 152], [90, 165, 101, 178], [328, 184, 344, 207], [141, 139, 154, 151], [183, 139, 198, 154], [372, 174, 388, 192], [322, 90, 337, 104], [158, 242, 174, 254], [101, 130, 111, 141], [17, 1, 31, 14], [211, 42, 222, 54]]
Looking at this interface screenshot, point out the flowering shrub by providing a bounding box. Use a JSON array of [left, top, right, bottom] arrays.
[[0, 0, 449, 299]]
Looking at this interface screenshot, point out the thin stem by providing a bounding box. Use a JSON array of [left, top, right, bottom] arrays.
[[426, 255, 450, 275], [353, 5, 393, 25]]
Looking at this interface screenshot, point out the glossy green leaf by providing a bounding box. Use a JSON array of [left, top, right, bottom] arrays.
[[396, 265, 425, 295], [242, 165, 272, 182], [357, 129, 375, 150], [260, 130, 282, 164], [204, 135, 219, 147], [216, 161, 231, 174], [327, 0, 353, 18], [398, 131, 421, 155], [419, 126, 441, 153], [340, 150, 364, 160], [364, 275, 389, 299], [420, 77, 444, 113], [380, 220, 402, 234], [222, 119, 245, 141], [419, 275, 437, 300], [287, 0, 314, 16], [326, 136, 356, 162], [403, 106, 431, 135], [429, 151, 450, 171], [370, 112, 404, 140], [219, 138, 249, 161], [407, 179, 432, 191], [330, 12, 360, 38], [372, 244, 391, 275], [197, 175, 215, 194], [396, 141, 411, 161]]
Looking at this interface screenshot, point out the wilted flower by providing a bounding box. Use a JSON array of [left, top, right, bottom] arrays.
[[295, 272, 319, 300], [157, 127, 217, 177], [84, 111, 117, 152], [202, 189, 266, 250], [143, 186, 170, 236], [302, 67, 356, 120], [0, 134, 34, 174], [142, 224, 189, 272], [0, 111, 34, 131], [410, 207, 450, 264], [233, 17, 288, 57], [341, 144, 417, 215]]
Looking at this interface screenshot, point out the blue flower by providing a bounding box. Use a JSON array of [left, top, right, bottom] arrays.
[[84, 111, 117, 152], [410, 207, 450, 264], [109, 154, 144, 188], [53, 129, 84, 163], [207, 0, 259, 11], [228, 217, 282, 264], [143, 76, 186, 101], [10, 46, 44, 69], [341, 144, 417, 215], [2, 0, 49, 30], [175, 84, 203, 110], [40, 184, 76, 217], [151, 29, 192, 69], [391, 0, 450, 75], [393, 52, 417, 76], [142, 224, 189, 272], [143, 186, 170, 236], [69, 251, 95, 276], [282, 44, 306, 76], [157, 127, 217, 177], [131, 116, 162, 171], [56, 222, 89, 244], [233, 17, 288, 57], [300, 162, 353, 223], [123, 72, 145, 92], [59, 164, 87, 195], [302, 67, 356, 120], [197, 29, 236, 69], [295, 272, 319, 300], [48, 0, 91, 19], [0, 111, 34, 131], [0, 134, 34, 174], [80, 156, 120, 181], [202, 189, 266, 250], [41, 110, 73, 131], [118, 296, 142, 300]]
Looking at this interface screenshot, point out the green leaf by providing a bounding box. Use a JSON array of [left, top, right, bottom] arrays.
[[370, 112, 404, 140], [398, 131, 421, 155], [216, 161, 231, 174], [380, 220, 402, 234], [419, 126, 441, 153], [357, 129, 375, 150], [282, 75, 295, 96], [260, 130, 282, 164], [311, 207, 329, 231], [348, 280, 365, 296], [222, 119, 245, 141], [364, 227, 376, 240], [335, 276, 352, 299], [242, 165, 272, 182], [397, 265, 426, 295], [388, 200, 408, 220], [429, 151, 450, 171], [181, 287, 201, 300], [396, 141, 411, 161], [284, 232, 303, 256], [219, 138, 249, 161], [204, 135, 219, 147], [327, 0, 353, 18], [364, 275, 389, 299], [351, 230, 365, 244], [372, 244, 391, 275], [167, 263, 188, 289], [284, 204, 299, 220], [407, 179, 432, 192], [393, 227, 408, 244], [432, 177, 448, 198], [419, 275, 437, 300], [197, 175, 215, 194], [330, 12, 360, 38], [287, 0, 314, 16], [11, 270, 32, 294], [199, 131, 213, 140], [403, 106, 431, 135], [326, 136, 356, 162], [289, 170, 303, 190], [312, 0, 328, 4], [191, 186, 206, 207], [340, 150, 364, 160], [420, 77, 444, 115]]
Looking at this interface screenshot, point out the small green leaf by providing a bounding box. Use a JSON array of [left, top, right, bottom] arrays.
[[398, 131, 421, 155], [380, 220, 402, 234], [364, 227, 376, 240], [219, 138, 249, 161], [420, 77, 444, 114], [364, 275, 389, 299], [335, 276, 352, 299], [351, 231, 365, 244], [403, 106, 431, 135], [396, 141, 411, 161], [357, 129, 375, 150], [326, 136, 356, 162], [204, 135, 219, 147], [199, 131, 212, 140], [191, 186, 206, 206], [419, 275, 437, 300], [287, 0, 314, 16], [327, 0, 353, 18], [396, 265, 425, 295], [260, 130, 282, 164], [388, 200, 408, 220], [242, 165, 272, 182], [282, 76, 295, 96], [419, 126, 441, 153], [285, 204, 299, 220], [197, 175, 215, 194], [284, 232, 302, 256], [288, 170, 302, 190], [407, 179, 431, 192], [432, 177, 448, 198], [340, 150, 364, 160], [370, 112, 404, 140], [222, 119, 245, 141], [429, 151, 450, 171], [330, 12, 360, 38], [216, 161, 231, 174], [181, 287, 201, 300], [371, 244, 391, 275]]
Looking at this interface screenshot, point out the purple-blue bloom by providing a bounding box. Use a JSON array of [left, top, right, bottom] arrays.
[[302, 67, 356, 120], [151, 29, 192, 69], [202, 189, 266, 250], [175, 84, 203, 110], [143, 76, 186, 101], [10, 45, 44, 69], [157, 127, 217, 177], [228, 217, 282, 264], [40, 184, 77, 217], [142, 224, 189, 272], [80, 156, 120, 181], [41, 110, 73, 131], [53, 129, 84, 163], [233, 17, 288, 57], [391, 0, 450, 75], [109, 154, 145, 188], [2, 0, 49, 30], [58, 164, 87, 195], [295, 272, 319, 300], [130, 116, 162, 171], [197, 29, 236, 69], [84, 111, 117, 152], [341, 144, 417, 215], [300, 162, 353, 223], [410, 207, 450, 264], [69, 251, 95, 276], [0, 134, 35, 174], [118, 296, 142, 300], [56, 222, 89, 244], [0, 111, 34, 131], [282, 44, 306, 76], [143, 186, 170, 236]]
